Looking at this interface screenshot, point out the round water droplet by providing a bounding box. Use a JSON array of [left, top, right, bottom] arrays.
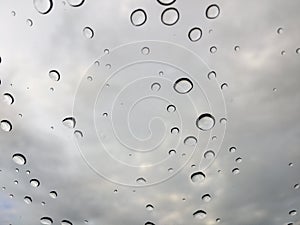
[[289, 210, 297, 216], [277, 27, 283, 34], [193, 210, 207, 219], [66, 0, 84, 7], [14, 180, 18, 184], [234, 46, 240, 52], [171, 127, 179, 134], [87, 76, 93, 81], [196, 113, 215, 131], [74, 130, 83, 139], [168, 149, 176, 155], [26, 19, 33, 27], [33, 0, 53, 14], [11, 11, 16, 16], [232, 168, 240, 175], [41, 201, 46, 206], [281, 50, 286, 55], [48, 70, 60, 81], [229, 146, 236, 153], [3, 93, 14, 105], [296, 48, 300, 54], [30, 179, 40, 187], [0, 120, 12, 132], [145, 222, 155, 225], [208, 71, 216, 80], [9, 194, 14, 198], [12, 153, 26, 165], [49, 191, 57, 199], [202, 194, 211, 202], [210, 46, 217, 53], [167, 105, 176, 112], [173, 77, 193, 94], [24, 196, 32, 204], [184, 136, 197, 146], [15, 168, 19, 172], [40, 217, 53, 225], [104, 48, 109, 54], [216, 218, 221, 223], [188, 27, 202, 42], [62, 117, 76, 128], [130, 9, 147, 26], [168, 168, 174, 173], [159, 71, 164, 76], [161, 7, 180, 26], [141, 47, 150, 55], [136, 177, 146, 184], [105, 64, 111, 69], [221, 83, 228, 90], [61, 220, 73, 225], [289, 162, 293, 167], [206, 4, 220, 19], [26, 170, 31, 174], [294, 183, 299, 190], [191, 171, 206, 183], [220, 118, 227, 124], [83, 27, 94, 39], [235, 157, 242, 163], [204, 150, 215, 159], [151, 82, 161, 92], [146, 204, 154, 211], [157, 0, 176, 6]]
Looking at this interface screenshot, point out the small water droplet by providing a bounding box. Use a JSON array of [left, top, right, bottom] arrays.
[[41, 201, 46, 205], [188, 27, 202, 42], [208, 71, 216, 80], [289, 210, 297, 216], [24, 196, 32, 204], [229, 146, 236, 153], [161, 7, 180, 26], [26, 170, 31, 174], [1, 120, 12, 132], [221, 83, 228, 90], [40, 217, 53, 225], [289, 162, 293, 167], [66, 0, 84, 7], [281, 50, 286, 55], [26, 19, 33, 27], [157, 0, 176, 6], [130, 9, 147, 26], [196, 113, 215, 131], [210, 46, 217, 53], [204, 150, 215, 159], [104, 49, 109, 54], [49, 70, 60, 81], [232, 168, 240, 175], [296, 48, 300, 54], [191, 171, 206, 183], [171, 127, 179, 134], [173, 77, 193, 94], [83, 27, 94, 39], [193, 210, 207, 219], [202, 194, 211, 202], [49, 191, 57, 199], [61, 220, 73, 225], [136, 177, 146, 184], [216, 218, 221, 223], [159, 71, 164, 76], [141, 47, 150, 55], [168, 149, 176, 155], [3, 93, 14, 105], [62, 117, 76, 128], [168, 168, 174, 173], [234, 46, 240, 52], [294, 183, 299, 190], [14, 180, 18, 184], [11, 11, 16, 16], [105, 64, 111, 69], [184, 136, 197, 146], [87, 76, 93, 81], [33, 0, 53, 14], [15, 168, 19, 172], [206, 4, 220, 19], [146, 204, 154, 211], [12, 153, 26, 165], [167, 105, 176, 112], [30, 178, 40, 187], [145, 222, 155, 225], [235, 157, 242, 163], [277, 27, 283, 34], [151, 82, 161, 92], [74, 130, 83, 139], [9, 194, 14, 198]]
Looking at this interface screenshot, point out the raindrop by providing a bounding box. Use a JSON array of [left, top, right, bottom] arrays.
[[191, 171, 206, 183], [220, 118, 227, 124], [11, 11, 16, 16], [3, 93, 14, 105], [221, 83, 228, 90], [188, 27, 202, 42], [277, 27, 283, 34], [94, 61, 100, 66], [235, 157, 242, 163], [234, 46, 240, 52], [26, 19, 33, 27], [202, 194, 211, 202], [74, 130, 83, 139], [49, 191, 57, 199], [83, 27, 94, 39], [136, 177, 147, 184], [168, 149, 176, 155], [294, 183, 299, 190], [193, 210, 207, 219], [130, 9, 147, 26], [14, 180, 18, 184], [196, 113, 215, 131], [210, 46, 217, 53], [49, 70, 60, 81], [0, 120, 12, 132], [167, 105, 176, 113], [161, 7, 180, 26], [208, 71, 216, 80], [296, 48, 300, 54], [62, 117, 76, 129], [41, 201, 46, 206], [141, 47, 150, 55], [66, 0, 85, 7], [159, 71, 164, 76], [145, 222, 155, 225], [40, 217, 53, 225], [232, 168, 240, 175], [288, 162, 293, 167], [33, 0, 53, 15], [281, 50, 286, 56], [204, 150, 215, 159], [12, 153, 26, 165], [171, 127, 179, 134], [151, 82, 161, 92], [184, 136, 197, 146], [87, 76, 93, 81], [205, 4, 220, 19], [105, 64, 111, 69], [289, 210, 297, 216], [216, 218, 221, 223], [26, 170, 31, 174], [24, 196, 32, 204], [102, 112, 108, 117], [168, 168, 174, 173], [15, 168, 19, 172], [157, 0, 176, 6], [61, 220, 73, 225], [30, 178, 40, 187], [173, 78, 193, 94], [9, 194, 14, 198], [146, 204, 154, 211], [229, 146, 236, 153], [104, 49, 109, 54], [273, 88, 277, 92]]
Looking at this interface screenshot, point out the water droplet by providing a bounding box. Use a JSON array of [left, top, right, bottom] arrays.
[[171, 127, 179, 134], [11, 11, 16, 16], [41, 201, 46, 205], [168, 149, 176, 155], [151, 82, 161, 92], [206, 4, 220, 19], [48, 70, 60, 81], [221, 83, 228, 90], [62, 117, 76, 128], [184, 136, 197, 146], [24, 196, 32, 204], [15, 168, 19, 172], [157, 0, 176, 6], [12, 153, 26, 165], [61, 220, 73, 225], [40, 217, 53, 225], [3, 93, 14, 105], [145, 222, 155, 225], [202, 194, 211, 202], [220, 118, 227, 124], [210, 46, 217, 53], [87, 76, 93, 81], [193, 210, 207, 219], [74, 130, 83, 139], [159, 71, 164, 76], [208, 71, 216, 80], [141, 47, 150, 55], [146, 204, 154, 211], [1, 120, 12, 132], [296, 48, 300, 54], [33, 0, 53, 14], [83, 27, 94, 39], [234, 46, 240, 52], [14, 180, 18, 184], [188, 27, 202, 42], [191, 171, 206, 183], [277, 27, 283, 34], [216, 218, 221, 223], [161, 7, 180, 26], [294, 183, 299, 190], [130, 9, 147, 26], [281, 50, 286, 55], [232, 168, 240, 175], [196, 113, 215, 131], [235, 157, 242, 163], [26, 170, 31, 174], [49, 191, 57, 199], [229, 146, 236, 153], [173, 77, 193, 94], [30, 179, 40, 187], [289, 162, 293, 167], [2, 186, 6, 190], [26, 19, 33, 27], [204, 150, 215, 159], [136, 177, 146, 184], [168, 168, 174, 173], [167, 105, 176, 112], [9, 194, 14, 198], [66, 0, 84, 7], [104, 49, 109, 54], [105, 64, 111, 69], [289, 210, 297, 216]]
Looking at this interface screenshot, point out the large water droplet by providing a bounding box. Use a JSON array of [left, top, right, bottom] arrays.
[[62, 117, 76, 128], [49, 191, 57, 199], [3, 93, 14, 105], [33, 0, 53, 14], [40, 217, 53, 225], [66, 0, 84, 7], [161, 7, 180, 26], [49, 70, 60, 81], [83, 27, 94, 39], [30, 179, 40, 187], [188, 27, 202, 42], [157, 0, 176, 6], [1, 120, 12, 132], [205, 4, 220, 19], [202, 194, 211, 202], [184, 136, 197, 146], [193, 210, 207, 219], [12, 153, 26, 165], [196, 113, 215, 131], [173, 78, 193, 94], [146, 204, 154, 211], [289, 210, 297, 216], [191, 171, 206, 183], [204, 150, 215, 159], [24, 196, 32, 204], [130, 9, 147, 26], [61, 220, 73, 225]]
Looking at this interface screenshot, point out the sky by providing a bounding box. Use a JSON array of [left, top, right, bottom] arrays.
[[0, 0, 299, 224]]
